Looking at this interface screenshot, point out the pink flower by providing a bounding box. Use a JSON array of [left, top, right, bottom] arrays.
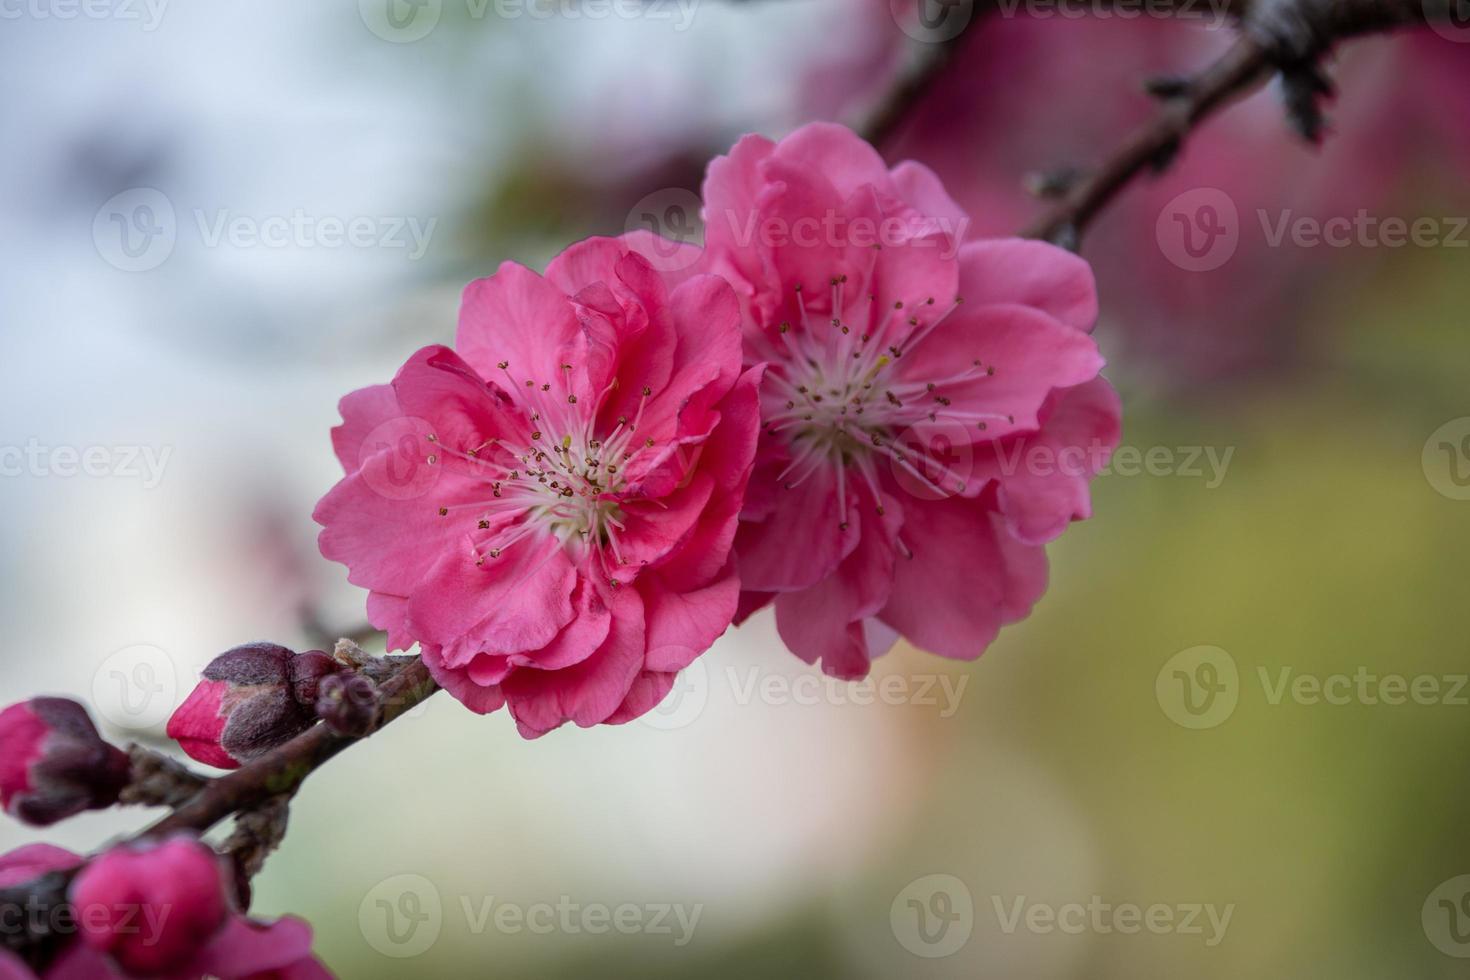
[[0, 840, 330, 979], [0, 698, 129, 827], [701, 122, 1120, 678], [165, 644, 339, 770], [314, 235, 762, 736]]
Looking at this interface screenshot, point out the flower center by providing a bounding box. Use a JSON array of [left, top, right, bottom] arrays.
[[429, 366, 665, 586], [761, 275, 1007, 527]]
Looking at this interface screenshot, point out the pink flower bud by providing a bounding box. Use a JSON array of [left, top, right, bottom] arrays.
[[166, 644, 339, 769], [0, 698, 129, 827], [71, 837, 228, 977]]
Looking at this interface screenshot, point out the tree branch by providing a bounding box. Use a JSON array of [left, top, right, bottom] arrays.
[[1020, 0, 1457, 245]]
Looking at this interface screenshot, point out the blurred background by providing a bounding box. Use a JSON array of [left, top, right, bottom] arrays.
[[2, 2, 1468, 977]]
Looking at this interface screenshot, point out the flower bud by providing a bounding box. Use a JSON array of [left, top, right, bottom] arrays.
[[165, 643, 339, 769], [71, 836, 228, 977], [314, 673, 378, 737], [0, 698, 129, 827]]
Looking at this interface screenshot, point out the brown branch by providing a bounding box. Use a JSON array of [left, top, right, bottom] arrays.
[[1022, 35, 1273, 245], [1019, 0, 1456, 245]]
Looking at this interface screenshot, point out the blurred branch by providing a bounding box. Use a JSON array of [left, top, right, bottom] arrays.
[[1020, 0, 1458, 246]]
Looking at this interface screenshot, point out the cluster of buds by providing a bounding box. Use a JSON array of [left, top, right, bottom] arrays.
[[0, 835, 325, 977]]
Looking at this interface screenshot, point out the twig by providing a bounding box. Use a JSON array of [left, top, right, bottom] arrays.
[[1022, 35, 1273, 246], [1020, 0, 1455, 245]]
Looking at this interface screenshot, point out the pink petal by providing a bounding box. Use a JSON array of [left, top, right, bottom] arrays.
[[735, 462, 859, 593], [456, 261, 581, 384], [408, 535, 576, 662], [878, 495, 1048, 661], [896, 302, 1104, 446], [329, 384, 402, 474], [975, 378, 1122, 545], [955, 238, 1099, 333], [502, 585, 646, 738], [421, 646, 507, 715], [772, 490, 901, 679], [638, 566, 740, 672]]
